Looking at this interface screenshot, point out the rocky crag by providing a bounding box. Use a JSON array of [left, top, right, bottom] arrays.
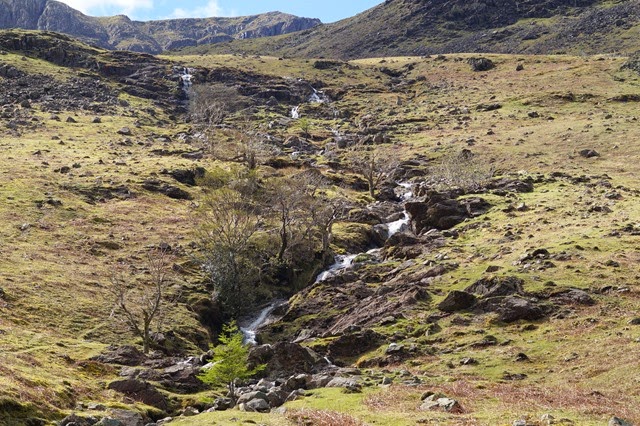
[[0, 0, 320, 53]]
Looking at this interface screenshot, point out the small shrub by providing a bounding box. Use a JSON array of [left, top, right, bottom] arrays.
[[430, 150, 495, 192]]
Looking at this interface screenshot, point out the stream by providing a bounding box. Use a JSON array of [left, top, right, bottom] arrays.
[[314, 181, 415, 283], [291, 85, 329, 119], [239, 182, 415, 343]]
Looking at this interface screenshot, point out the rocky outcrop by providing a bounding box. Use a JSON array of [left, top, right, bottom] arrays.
[[248, 342, 328, 379], [0, 30, 189, 114], [0, 0, 321, 54], [406, 192, 491, 234], [108, 379, 170, 412]]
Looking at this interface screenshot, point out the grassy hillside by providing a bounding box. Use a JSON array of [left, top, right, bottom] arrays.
[[1, 30, 640, 424]]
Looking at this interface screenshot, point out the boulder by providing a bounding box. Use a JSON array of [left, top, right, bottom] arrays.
[[486, 178, 534, 194], [308, 373, 333, 389], [326, 329, 384, 358], [160, 361, 206, 393], [60, 414, 95, 426], [474, 296, 544, 323], [464, 276, 524, 298], [167, 167, 206, 186], [406, 193, 490, 233], [579, 149, 599, 158], [420, 394, 463, 413], [609, 417, 633, 426], [241, 398, 270, 413], [91, 345, 144, 366], [212, 397, 233, 411], [141, 179, 192, 200], [468, 57, 495, 72], [283, 374, 311, 391], [95, 418, 123, 426], [437, 290, 476, 312], [326, 377, 362, 392], [104, 410, 145, 426], [550, 288, 595, 306], [107, 379, 169, 411], [248, 342, 326, 379], [237, 391, 268, 405], [266, 388, 290, 407]]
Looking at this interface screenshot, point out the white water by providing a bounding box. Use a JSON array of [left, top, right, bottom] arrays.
[[313, 182, 414, 283], [384, 182, 413, 236], [398, 182, 414, 201], [314, 254, 358, 283], [291, 105, 300, 119], [181, 67, 193, 90], [387, 212, 410, 237], [238, 182, 414, 343], [309, 88, 327, 103], [240, 301, 283, 345]]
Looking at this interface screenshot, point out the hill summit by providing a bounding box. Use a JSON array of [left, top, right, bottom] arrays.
[[0, 0, 321, 53]]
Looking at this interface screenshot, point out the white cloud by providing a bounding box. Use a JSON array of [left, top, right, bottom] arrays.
[[57, 0, 154, 17], [171, 1, 236, 19]]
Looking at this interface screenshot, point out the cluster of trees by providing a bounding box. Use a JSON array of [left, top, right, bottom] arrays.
[[194, 167, 344, 316]]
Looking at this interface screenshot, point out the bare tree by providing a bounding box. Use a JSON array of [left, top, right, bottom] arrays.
[[265, 170, 345, 263], [344, 141, 401, 198], [189, 83, 246, 131], [108, 249, 174, 354], [204, 127, 279, 170]]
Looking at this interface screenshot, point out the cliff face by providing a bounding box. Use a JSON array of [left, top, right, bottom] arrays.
[[139, 12, 321, 52], [0, 0, 321, 53], [0, 0, 47, 28]]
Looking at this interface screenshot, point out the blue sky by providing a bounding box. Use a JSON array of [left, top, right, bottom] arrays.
[[57, 0, 383, 23]]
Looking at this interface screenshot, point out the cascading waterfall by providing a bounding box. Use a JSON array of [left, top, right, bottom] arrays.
[[181, 67, 193, 91], [291, 86, 329, 119], [387, 212, 410, 236], [308, 87, 327, 103], [239, 301, 284, 345], [313, 181, 415, 283], [314, 254, 358, 283]]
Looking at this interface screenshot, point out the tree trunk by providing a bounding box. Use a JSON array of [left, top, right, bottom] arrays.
[[278, 210, 287, 261], [368, 179, 375, 198], [229, 381, 237, 405], [143, 312, 150, 354]]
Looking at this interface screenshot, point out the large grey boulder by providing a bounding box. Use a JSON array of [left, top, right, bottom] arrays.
[[465, 276, 524, 298], [475, 296, 544, 323], [438, 290, 476, 312]]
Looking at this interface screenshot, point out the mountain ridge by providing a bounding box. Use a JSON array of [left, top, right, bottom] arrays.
[[0, 0, 321, 53], [181, 0, 640, 58]]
